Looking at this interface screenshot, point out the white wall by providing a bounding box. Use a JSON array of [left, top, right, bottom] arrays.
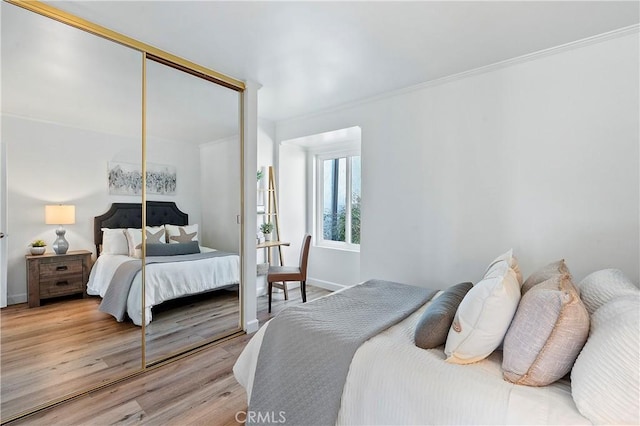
[[255, 118, 276, 296], [199, 136, 241, 253], [3, 115, 201, 304], [258, 118, 275, 168], [278, 144, 308, 268], [275, 32, 640, 288]]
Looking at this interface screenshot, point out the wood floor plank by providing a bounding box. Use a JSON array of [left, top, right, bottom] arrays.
[[7, 285, 331, 425]]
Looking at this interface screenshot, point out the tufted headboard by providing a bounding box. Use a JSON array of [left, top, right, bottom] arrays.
[[94, 201, 188, 255]]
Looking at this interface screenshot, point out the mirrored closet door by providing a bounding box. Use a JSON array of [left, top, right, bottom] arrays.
[[144, 58, 242, 365], [1, 0, 245, 421], [1, 2, 143, 420]]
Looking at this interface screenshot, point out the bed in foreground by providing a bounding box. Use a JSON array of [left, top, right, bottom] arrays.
[[234, 252, 639, 425], [88, 202, 240, 326]]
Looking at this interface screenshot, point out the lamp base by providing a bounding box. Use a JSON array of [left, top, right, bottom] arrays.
[[52, 227, 69, 255]]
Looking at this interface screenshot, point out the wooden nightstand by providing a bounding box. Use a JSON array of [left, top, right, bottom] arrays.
[[26, 250, 92, 307]]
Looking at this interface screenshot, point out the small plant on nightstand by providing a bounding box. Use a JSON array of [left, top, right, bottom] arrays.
[[260, 222, 274, 241], [29, 239, 46, 255]]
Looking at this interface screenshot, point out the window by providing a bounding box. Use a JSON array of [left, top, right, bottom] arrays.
[[316, 151, 361, 249]]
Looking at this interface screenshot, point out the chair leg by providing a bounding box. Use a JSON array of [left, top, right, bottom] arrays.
[[268, 281, 273, 313], [283, 281, 289, 300], [301, 280, 307, 303]]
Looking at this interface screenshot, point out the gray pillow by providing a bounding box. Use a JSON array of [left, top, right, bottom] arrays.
[[414, 282, 473, 349], [146, 241, 200, 256]]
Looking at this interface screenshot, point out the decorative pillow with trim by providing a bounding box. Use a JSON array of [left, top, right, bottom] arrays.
[[445, 261, 521, 364], [165, 224, 199, 244], [502, 274, 589, 386], [124, 226, 166, 258], [521, 259, 571, 294]]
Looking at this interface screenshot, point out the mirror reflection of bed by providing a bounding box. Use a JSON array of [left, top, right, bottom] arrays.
[[144, 57, 242, 364], [90, 202, 241, 362]]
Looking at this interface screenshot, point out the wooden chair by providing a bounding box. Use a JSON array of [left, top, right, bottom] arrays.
[[267, 234, 311, 313]]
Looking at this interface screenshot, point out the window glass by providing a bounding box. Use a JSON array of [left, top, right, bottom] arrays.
[[323, 158, 346, 242], [351, 156, 361, 244], [319, 155, 360, 247]]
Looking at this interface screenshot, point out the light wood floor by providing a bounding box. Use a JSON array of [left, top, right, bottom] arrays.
[[1, 289, 240, 422], [6, 285, 331, 425]]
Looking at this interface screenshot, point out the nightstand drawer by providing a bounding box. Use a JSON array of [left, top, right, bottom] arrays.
[[39, 276, 84, 298], [39, 259, 83, 278], [26, 250, 92, 307]]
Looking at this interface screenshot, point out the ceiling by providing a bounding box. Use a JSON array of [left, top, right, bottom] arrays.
[[44, 1, 639, 122], [2, 0, 638, 140]]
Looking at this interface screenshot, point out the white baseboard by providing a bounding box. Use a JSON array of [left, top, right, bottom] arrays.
[[307, 278, 348, 292], [7, 293, 26, 305], [244, 318, 259, 334]]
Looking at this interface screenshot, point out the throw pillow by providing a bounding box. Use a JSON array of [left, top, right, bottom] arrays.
[[414, 282, 473, 349], [100, 228, 129, 255], [444, 261, 521, 364], [577, 268, 639, 315], [124, 226, 166, 258], [124, 228, 142, 258], [571, 294, 640, 424], [485, 248, 523, 285], [521, 259, 570, 294], [146, 241, 201, 256], [145, 226, 166, 244], [165, 224, 199, 244], [502, 274, 589, 386]]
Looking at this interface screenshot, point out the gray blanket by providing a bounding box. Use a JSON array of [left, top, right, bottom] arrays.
[[99, 250, 235, 322], [248, 279, 437, 426]]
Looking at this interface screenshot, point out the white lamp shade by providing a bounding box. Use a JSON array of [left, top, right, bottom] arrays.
[[45, 205, 76, 225]]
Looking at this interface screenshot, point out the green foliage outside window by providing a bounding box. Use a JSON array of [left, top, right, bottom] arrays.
[[323, 195, 361, 244]]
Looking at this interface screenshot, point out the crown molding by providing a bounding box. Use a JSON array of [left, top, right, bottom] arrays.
[[277, 24, 639, 126]]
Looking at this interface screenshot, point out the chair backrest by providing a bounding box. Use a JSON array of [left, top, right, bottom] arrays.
[[298, 234, 312, 280]]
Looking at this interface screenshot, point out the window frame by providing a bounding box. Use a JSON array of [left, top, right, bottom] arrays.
[[314, 147, 361, 251]]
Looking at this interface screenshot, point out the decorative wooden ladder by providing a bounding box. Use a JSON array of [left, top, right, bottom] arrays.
[[261, 166, 284, 265]]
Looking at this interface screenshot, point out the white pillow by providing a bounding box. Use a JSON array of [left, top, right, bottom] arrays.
[[571, 294, 640, 424], [124, 228, 142, 258], [124, 226, 166, 258], [485, 248, 523, 285], [577, 268, 639, 315], [165, 224, 199, 244], [101, 228, 129, 255], [445, 261, 521, 364]]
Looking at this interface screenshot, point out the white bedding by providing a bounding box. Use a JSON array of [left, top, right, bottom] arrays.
[[87, 247, 240, 326], [233, 292, 591, 425]]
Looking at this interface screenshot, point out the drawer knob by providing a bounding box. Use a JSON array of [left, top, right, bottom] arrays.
[[56, 265, 68, 271], [55, 280, 69, 286]]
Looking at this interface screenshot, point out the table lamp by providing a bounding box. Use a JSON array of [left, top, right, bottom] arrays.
[[45, 205, 75, 255]]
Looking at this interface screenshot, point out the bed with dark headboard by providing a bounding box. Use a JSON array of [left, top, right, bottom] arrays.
[[94, 201, 188, 255], [89, 201, 239, 326]]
